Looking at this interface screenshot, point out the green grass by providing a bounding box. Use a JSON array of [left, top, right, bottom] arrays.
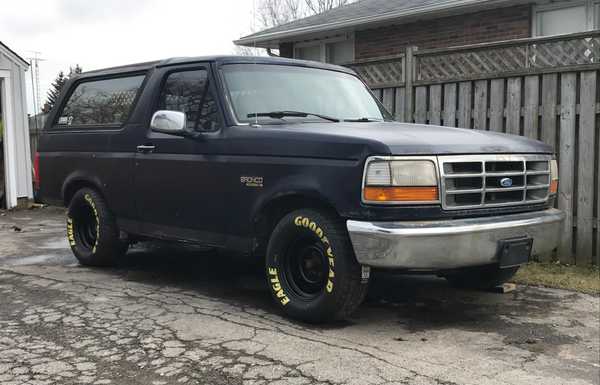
[[513, 262, 600, 295]]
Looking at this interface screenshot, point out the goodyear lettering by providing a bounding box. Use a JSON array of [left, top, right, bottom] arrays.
[[66, 217, 76, 246], [84, 194, 100, 253], [293, 215, 335, 294], [268, 267, 290, 306], [315, 228, 323, 238], [326, 281, 333, 293]]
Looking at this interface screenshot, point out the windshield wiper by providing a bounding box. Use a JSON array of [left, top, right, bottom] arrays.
[[247, 111, 339, 123], [344, 117, 384, 122]]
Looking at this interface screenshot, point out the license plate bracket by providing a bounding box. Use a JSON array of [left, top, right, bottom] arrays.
[[497, 236, 533, 268]]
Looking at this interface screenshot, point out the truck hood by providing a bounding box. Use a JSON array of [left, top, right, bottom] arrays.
[[273, 121, 553, 155]]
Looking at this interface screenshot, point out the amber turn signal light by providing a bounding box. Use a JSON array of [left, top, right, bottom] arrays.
[[550, 180, 558, 194], [363, 186, 439, 202]]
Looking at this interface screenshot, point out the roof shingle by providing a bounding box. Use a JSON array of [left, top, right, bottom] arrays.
[[235, 0, 516, 46]]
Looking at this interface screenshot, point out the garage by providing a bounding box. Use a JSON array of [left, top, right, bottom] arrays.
[[0, 41, 33, 209]]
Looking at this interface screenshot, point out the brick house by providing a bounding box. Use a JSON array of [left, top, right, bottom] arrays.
[[235, 0, 600, 64], [235, 1, 600, 266]]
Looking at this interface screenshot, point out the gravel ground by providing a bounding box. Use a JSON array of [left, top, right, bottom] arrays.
[[0, 207, 598, 385]]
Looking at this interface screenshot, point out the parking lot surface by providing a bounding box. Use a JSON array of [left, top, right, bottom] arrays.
[[0, 207, 598, 385]]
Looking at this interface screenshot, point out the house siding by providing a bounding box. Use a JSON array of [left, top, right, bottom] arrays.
[[0, 47, 33, 207], [355, 5, 531, 59]]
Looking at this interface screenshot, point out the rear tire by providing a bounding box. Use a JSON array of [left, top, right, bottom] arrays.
[[265, 209, 369, 323], [445, 265, 520, 290], [67, 188, 127, 266]]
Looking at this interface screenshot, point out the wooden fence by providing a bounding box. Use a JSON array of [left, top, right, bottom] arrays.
[[28, 114, 46, 161], [348, 31, 600, 266]]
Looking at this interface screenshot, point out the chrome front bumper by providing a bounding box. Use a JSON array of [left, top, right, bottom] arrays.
[[346, 208, 565, 270]]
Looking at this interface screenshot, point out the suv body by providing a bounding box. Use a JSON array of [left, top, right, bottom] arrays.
[[37, 56, 564, 322]]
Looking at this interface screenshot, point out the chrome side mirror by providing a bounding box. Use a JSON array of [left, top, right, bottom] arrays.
[[150, 110, 188, 136]]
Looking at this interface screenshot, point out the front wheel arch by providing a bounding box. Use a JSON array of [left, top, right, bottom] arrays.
[[252, 193, 341, 255]]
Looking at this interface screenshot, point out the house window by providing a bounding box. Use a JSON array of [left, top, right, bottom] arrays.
[[534, 1, 600, 37], [294, 35, 354, 64], [296, 45, 322, 62], [326, 40, 354, 64]]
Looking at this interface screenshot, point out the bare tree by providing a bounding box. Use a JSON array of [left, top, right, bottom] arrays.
[[304, 0, 353, 15], [257, 0, 353, 29], [235, 0, 355, 55], [258, 0, 305, 28], [234, 45, 263, 57]]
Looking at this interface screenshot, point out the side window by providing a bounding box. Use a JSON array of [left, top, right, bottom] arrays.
[[158, 69, 221, 132], [57, 75, 145, 127]]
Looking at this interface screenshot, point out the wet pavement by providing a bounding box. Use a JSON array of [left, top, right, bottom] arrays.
[[0, 207, 599, 385]]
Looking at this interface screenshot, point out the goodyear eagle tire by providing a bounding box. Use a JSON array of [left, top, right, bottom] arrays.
[[445, 265, 520, 290], [66, 188, 127, 266], [265, 209, 369, 323]]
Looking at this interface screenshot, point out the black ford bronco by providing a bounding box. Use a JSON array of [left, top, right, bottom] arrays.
[[37, 56, 564, 323]]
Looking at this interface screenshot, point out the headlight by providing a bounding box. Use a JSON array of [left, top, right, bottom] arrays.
[[363, 158, 439, 204], [550, 159, 559, 194]]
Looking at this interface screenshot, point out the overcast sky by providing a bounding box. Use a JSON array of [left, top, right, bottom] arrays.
[[1, 0, 257, 114]]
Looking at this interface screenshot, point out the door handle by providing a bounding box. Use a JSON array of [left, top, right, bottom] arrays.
[[137, 145, 155, 154]]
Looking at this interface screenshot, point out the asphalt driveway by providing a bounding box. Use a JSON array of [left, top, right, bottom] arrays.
[[0, 207, 598, 385]]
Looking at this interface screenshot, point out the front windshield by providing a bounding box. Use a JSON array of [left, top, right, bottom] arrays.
[[221, 64, 390, 124]]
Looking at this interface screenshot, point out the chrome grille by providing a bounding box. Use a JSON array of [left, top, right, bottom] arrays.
[[439, 155, 552, 210]]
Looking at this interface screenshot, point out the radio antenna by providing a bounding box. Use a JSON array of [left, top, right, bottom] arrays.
[[252, 0, 259, 126], [27, 51, 45, 118]]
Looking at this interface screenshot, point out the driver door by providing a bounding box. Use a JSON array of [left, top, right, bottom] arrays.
[[133, 66, 227, 245]]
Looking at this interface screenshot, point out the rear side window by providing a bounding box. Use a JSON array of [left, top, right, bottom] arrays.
[[158, 69, 221, 132], [56, 75, 145, 127]]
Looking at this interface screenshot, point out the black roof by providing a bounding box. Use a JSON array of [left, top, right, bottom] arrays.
[[75, 55, 356, 79]]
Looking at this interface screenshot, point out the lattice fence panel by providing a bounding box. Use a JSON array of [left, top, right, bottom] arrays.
[[417, 46, 528, 82], [530, 36, 600, 68], [348, 57, 404, 88], [416, 34, 600, 82]]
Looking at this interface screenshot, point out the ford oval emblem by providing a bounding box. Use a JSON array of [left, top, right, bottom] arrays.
[[500, 177, 513, 188]]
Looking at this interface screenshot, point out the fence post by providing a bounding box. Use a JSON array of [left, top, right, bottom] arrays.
[[404, 46, 416, 123], [558, 73, 577, 264]]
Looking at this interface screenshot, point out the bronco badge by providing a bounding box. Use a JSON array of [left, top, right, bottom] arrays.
[[240, 176, 264, 188]]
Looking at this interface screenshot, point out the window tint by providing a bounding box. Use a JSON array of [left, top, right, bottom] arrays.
[[158, 69, 221, 132], [58, 75, 144, 126]]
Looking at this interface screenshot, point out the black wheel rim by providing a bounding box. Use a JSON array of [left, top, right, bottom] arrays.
[[75, 204, 98, 250], [282, 235, 328, 300]]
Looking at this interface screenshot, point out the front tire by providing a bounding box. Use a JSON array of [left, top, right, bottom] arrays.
[[445, 265, 520, 290], [265, 209, 369, 323], [67, 188, 127, 266]]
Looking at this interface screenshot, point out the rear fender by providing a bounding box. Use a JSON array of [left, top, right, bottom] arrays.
[[61, 172, 105, 206]]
